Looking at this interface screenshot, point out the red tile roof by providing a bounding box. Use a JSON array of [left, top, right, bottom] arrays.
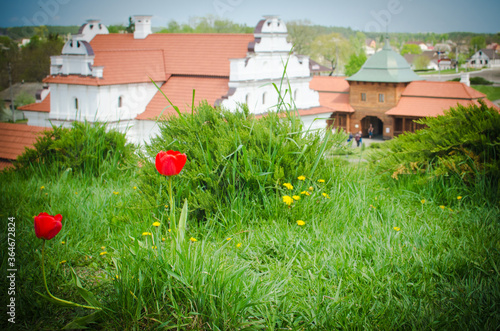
[[137, 76, 230, 120], [0, 123, 49, 161], [309, 76, 350, 93], [18, 94, 50, 112], [402, 80, 485, 99], [386, 97, 499, 117], [44, 50, 166, 85]]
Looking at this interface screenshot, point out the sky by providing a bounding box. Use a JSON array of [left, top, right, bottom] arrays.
[[1, 0, 499, 34]]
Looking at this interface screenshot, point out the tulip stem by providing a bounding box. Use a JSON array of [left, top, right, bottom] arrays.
[[41, 240, 101, 310], [168, 176, 176, 231]]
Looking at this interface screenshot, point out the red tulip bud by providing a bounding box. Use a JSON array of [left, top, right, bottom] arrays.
[[155, 150, 187, 176], [34, 212, 62, 240]]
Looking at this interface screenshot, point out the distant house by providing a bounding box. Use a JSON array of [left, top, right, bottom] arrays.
[[364, 39, 377, 56], [404, 50, 451, 71], [468, 48, 500, 68], [406, 41, 428, 51]]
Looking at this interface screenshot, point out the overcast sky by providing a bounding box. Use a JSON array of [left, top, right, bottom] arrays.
[[2, 0, 499, 34]]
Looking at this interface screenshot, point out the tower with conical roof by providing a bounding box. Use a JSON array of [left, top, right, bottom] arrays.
[[345, 38, 421, 139]]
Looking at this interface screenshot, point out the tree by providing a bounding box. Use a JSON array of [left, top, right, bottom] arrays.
[[401, 44, 422, 55], [310, 33, 352, 73], [414, 55, 430, 70], [125, 16, 135, 33], [344, 52, 367, 77], [286, 20, 315, 55], [469, 36, 486, 54]]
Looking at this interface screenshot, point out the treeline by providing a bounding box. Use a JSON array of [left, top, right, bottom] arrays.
[[0, 33, 64, 90], [0, 25, 79, 40]]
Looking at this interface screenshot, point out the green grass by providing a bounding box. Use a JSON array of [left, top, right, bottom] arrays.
[[472, 85, 500, 101], [417, 68, 480, 76], [1, 148, 499, 330]]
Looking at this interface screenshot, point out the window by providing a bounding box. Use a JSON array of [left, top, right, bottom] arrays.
[[74, 98, 79, 110], [118, 96, 123, 108], [262, 92, 266, 105], [245, 94, 249, 105], [294, 89, 298, 101], [378, 93, 385, 103], [361, 93, 366, 101]]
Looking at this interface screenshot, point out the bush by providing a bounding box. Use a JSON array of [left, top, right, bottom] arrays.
[[15, 121, 135, 177], [140, 102, 344, 220], [448, 77, 493, 85], [368, 100, 500, 204]]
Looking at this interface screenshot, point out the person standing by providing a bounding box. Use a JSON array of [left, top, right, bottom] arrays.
[[355, 131, 361, 147], [368, 124, 374, 139]]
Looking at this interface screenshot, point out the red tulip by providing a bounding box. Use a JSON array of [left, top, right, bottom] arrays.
[[34, 212, 62, 240], [155, 150, 187, 176]]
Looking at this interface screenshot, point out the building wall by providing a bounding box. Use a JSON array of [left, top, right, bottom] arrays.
[[348, 81, 408, 139]]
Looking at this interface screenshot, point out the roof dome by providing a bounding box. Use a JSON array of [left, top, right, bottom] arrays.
[[347, 38, 421, 83]]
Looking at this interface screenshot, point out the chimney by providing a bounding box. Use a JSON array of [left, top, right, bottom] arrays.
[[460, 72, 470, 87], [133, 15, 152, 39]]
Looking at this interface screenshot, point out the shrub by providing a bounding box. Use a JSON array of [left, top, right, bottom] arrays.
[[15, 121, 135, 177], [140, 102, 343, 220], [448, 77, 493, 85], [368, 100, 500, 204]]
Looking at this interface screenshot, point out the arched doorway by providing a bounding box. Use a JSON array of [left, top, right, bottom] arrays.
[[361, 116, 383, 138]]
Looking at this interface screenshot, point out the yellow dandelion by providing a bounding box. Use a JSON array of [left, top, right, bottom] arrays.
[[439, 205, 445, 210], [296, 220, 305, 226], [318, 179, 325, 183], [322, 193, 330, 199], [308, 186, 314, 191], [61, 241, 65, 245], [162, 237, 166, 242], [457, 196, 462, 200], [142, 232, 152, 236], [300, 191, 310, 196], [152, 246, 157, 249], [115, 275, 119, 279], [168, 229, 172, 233], [45, 193, 48, 196], [283, 183, 293, 190], [448, 208, 453, 212], [421, 199, 426, 204], [236, 243, 242, 248], [297, 175, 306, 181], [226, 237, 232, 241], [113, 191, 119, 195], [393, 227, 401, 231], [60, 260, 67, 264], [282, 195, 294, 206], [101, 246, 105, 250], [100, 251, 107, 256], [190, 237, 197, 242], [292, 195, 300, 201], [133, 186, 137, 190], [152, 221, 160, 227], [75, 192, 78, 194], [164, 205, 168, 209], [40, 186, 45, 190]]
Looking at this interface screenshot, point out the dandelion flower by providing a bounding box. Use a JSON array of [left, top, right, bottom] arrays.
[[296, 220, 305, 226], [308, 186, 314, 191], [322, 193, 330, 199], [152, 221, 160, 227], [300, 191, 310, 196], [168, 229, 172, 233], [115, 275, 119, 279], [283, 183, 293, 190], [457, 196, 462, 200], [393, 227, 401, 231], [282, 195, 294, 205], [100, 251, 107, 256], [142, 232, 152, 236], [60, 260, 67, 264], [162, 237, 166, 242], [226, 237, 232, 241], [190, 237, 197, 242], [101, 246, 105, 250], [152, 246, 157, 249], [75, 192, 78, 195], [297, 175, 306, 181], [113, 191, 119, 195], [40, 186, 45, 190], [61, 241, 65, 245], [439, 205, 445, 210], [421, 199, 426, 204], [236, 243, 242, 248], [292, 195, 300, 201], [318, 179, 325, 183], [133, 186, 137, 190]]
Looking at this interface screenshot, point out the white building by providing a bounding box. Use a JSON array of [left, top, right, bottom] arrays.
[[20, 16, 328, 144]]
